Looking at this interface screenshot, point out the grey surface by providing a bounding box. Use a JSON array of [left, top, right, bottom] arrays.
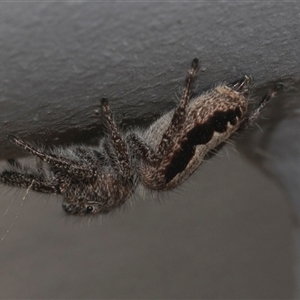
[[0, 2, 299, 298], [0, 2, 300, 155], [239, 80, 300, 217], [0, 148, 293, 299], [239, 81, 300, 297]]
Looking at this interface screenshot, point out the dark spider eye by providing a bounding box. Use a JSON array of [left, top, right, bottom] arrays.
[[86, 206, 94, 213]]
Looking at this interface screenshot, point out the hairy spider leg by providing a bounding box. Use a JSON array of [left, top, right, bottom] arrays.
[[7, 135, 95, 178], [101, 98, 132, 178], [0, 169, 60, 193], [242, 83, 282, 128], [156, 58, 199, 158], [0, 159, 60, 193], [126, 58, 199, 165]]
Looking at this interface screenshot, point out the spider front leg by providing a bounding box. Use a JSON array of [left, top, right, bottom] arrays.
[[100, 98, 132, 178], [127, 58, 199, 165], [7, 135, 96, 178], [0, 168, 60, 194], [157, 58, 199, 158]]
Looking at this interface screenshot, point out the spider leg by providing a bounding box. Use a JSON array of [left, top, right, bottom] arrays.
[[127, 59, 200, 166], [7, 135, 95, 178], [241, 83, 282, 128], [101, 98, 132, 177], [126, 133, 158, 165], [0, 169, 60, 194], [229, 75, 252, 95], [156, 58, 199, 157]]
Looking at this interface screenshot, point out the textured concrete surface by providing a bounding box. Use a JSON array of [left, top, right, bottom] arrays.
[[0, 2, 299, 298]]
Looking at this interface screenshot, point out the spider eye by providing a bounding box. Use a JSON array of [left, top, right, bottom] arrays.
[[86, 206, 94, 213]]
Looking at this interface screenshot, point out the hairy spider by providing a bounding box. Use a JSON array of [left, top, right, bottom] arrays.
[[0, 58, 278, 215]]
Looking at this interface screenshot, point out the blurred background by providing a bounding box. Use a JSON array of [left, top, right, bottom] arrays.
[[0, 2, 299, 298]]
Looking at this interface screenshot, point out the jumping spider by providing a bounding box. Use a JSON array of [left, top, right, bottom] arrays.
[[0, 58, 278, 215]]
